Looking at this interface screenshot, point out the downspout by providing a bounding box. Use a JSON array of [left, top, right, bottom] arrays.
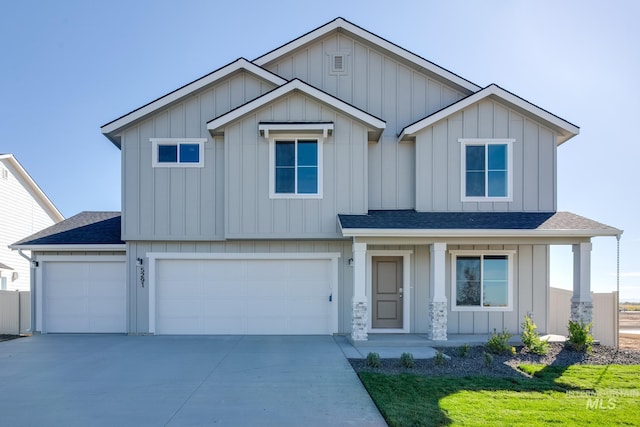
[[616, 234, 621, 349], [17, 249, 36, 334]]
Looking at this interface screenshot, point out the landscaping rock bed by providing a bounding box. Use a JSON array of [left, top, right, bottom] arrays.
[[349, 343, 640, 378]]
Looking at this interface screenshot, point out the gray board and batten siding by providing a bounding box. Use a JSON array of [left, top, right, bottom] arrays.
[[125, 241, 547, 335], [414, 98, 558, 213], [224, 93, 370, 239], [260, 32, 469, 211], [121, 71, 278, 241]]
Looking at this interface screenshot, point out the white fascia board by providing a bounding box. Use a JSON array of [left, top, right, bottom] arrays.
[[253, 18, 480, 93], [0, 155, 64, 222], [101, 58, 286, 136], [207, 79, 385, 134], [340, 228, 622, 238], [399, 85, 580, 144], [9, 244, 126, 251]]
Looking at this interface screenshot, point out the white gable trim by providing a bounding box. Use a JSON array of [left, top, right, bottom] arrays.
[[398, 84, 580, 145], [207, 79, 386, 136], [253, 18, 480, 94], [101, 58, 287, 139], [0, 154, 64, 222]]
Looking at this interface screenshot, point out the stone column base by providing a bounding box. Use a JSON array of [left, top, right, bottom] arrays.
[[571, 300, 593, 325], [428, 301, 447, 340], [351, 299, 368, 341]]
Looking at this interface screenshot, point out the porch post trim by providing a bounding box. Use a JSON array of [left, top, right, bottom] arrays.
[[351, 241, 368, 341], [571, 241, 593, 324], [428, 242, 448, 340]]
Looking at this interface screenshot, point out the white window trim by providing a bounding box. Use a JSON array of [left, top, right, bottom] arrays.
[[150, 138, 207, 168], [267, 133, 325, 199], [459, 138, 514, 202], [449, 250, 515, 312]]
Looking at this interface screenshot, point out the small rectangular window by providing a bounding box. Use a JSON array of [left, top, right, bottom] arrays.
[[151, 138, 206, 168]]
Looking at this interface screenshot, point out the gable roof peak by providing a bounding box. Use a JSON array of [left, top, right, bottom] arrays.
[[253, 17, 480, 94], [399, 83, 579, 145], [101, 58, 286, 147], [0, 154, 64, 222]]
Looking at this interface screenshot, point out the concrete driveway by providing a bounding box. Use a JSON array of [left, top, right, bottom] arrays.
[[0, 335, 386, 426]]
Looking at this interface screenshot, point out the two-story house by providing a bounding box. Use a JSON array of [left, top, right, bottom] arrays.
[[12, 18, 621, 339], [0, 154, 63, 292]]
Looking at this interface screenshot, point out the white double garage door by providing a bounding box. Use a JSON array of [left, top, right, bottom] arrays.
[[41, 254, 338, 335], [150, 254, 339, 335]]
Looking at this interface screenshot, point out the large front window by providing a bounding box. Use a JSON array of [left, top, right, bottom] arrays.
[[451, 251, 514, 311], [460, 139, 514, 201]]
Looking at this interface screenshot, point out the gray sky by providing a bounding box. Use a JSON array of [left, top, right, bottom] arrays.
[[2, 0, 637, 299]]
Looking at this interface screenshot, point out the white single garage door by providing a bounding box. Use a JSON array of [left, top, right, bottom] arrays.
[[154, 257, 335, 335], [44, 261, 126, 333]]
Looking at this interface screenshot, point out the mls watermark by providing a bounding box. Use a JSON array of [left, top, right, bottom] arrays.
[[566, 389, 639, 410]]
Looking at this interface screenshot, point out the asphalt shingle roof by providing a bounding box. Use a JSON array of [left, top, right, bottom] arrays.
[[338, 210, 621, 235], [11, 211, 123, 246]]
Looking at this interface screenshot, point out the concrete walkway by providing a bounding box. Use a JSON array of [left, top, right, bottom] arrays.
[[0, 335, 387, 427]]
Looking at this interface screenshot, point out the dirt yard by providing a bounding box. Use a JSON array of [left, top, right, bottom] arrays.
[[619, 311, 640, 350]]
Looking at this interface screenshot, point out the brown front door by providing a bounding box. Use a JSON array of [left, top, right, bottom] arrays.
[[372, 256, 403, 329]]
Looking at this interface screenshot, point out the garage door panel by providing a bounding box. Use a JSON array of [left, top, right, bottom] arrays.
[[289, 281, 328, 297], [288, 260, 329, 279], [155, 257, 333, 335], [44, 261, 126, 333], [246, 281, 286, 297]]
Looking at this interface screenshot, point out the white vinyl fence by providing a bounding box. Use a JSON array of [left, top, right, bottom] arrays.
[[549, 287, 619, 347], [0, 290, 30, 335]]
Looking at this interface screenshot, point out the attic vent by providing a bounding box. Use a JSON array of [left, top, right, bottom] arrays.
[[329, 52, 349, 75], [1, 169, 7, 179], [333, 55, 344, 72]]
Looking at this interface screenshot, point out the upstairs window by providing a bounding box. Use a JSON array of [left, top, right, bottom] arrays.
[[150, 138, 206, 168], [450, 251, 514, 311], [275, 139, 318, 195], [460, 139, 514, 201], [260, 123, 332, 199]]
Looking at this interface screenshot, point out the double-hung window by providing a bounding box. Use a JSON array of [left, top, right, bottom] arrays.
[[150, 138, 206, 168], [450, 251, 514, 311], [274, 139, 319, 195], [261, 123, 331, 199], [460, 139, 514, 201]]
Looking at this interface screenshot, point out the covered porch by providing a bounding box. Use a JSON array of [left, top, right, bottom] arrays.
[[339, 210, 622, 342]]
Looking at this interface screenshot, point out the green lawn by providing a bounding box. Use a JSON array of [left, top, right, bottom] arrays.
[[359, 365, 640, 426]]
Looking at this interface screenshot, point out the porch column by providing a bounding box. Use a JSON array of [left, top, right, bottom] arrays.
[[351, 242, 368, 341], [428, 242, 448, 340], [571, 242, 593, 324]]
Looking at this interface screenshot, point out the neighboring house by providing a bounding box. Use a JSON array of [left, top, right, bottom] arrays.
[[0, 154, 63, 292], [12, 18, 621, 339]]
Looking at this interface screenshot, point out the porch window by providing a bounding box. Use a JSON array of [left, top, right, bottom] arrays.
[[450, 251, 514, 311]]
